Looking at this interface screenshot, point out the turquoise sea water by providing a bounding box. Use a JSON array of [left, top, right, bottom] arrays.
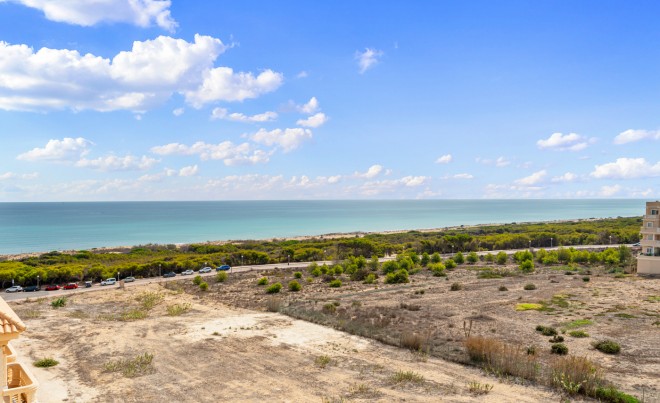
[[0, 199, 646, 254]]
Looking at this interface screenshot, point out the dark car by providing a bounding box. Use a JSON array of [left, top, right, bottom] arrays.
[[24, 285, 41, 292], [63, 283, 78, 290], [45, 284, 60, 291], [162, 272, 176, 278], [217, 265, 231, 271]]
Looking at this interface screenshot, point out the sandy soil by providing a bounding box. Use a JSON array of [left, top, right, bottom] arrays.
[[9, 282, 563, 403]]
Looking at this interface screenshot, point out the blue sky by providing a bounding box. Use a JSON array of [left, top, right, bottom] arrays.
[[0, 0, 659, 201]]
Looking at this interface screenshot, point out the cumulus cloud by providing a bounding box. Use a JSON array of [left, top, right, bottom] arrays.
[[296, 71, 308, 79], [296, 112, 328, 128], [452, 173, 474, 179], [178, 165, 198, 177], [359, 176, 428, 196], [0, 35, 282, 112], [355, 48, 383, 74], [613, 129, 660, 145], [250, 128, 313, 152], [514, 170, 547, 186], [17, 137, 92, 161], [4, 0, 177, 31], [75, 155, 158, 171], [551, 172, 578, 183], [600, 184, 622, 197], [537, 132, 594, 152], [0, 171, 38, 180], [172, 107, 184, 116], [150, 140, 271, 165], [210, 107, 278, 123], [435, 154, 452, 164], [476, 156, 510, 167], [354, 165, 384, 179], [298, 97, 319, 114], [591, 157, 660, 179]]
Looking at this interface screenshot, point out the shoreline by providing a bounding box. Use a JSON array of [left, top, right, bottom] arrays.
[[0, 215, 630, 261]]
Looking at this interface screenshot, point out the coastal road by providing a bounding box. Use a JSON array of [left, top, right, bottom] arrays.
[[2, 244, 632, 303]]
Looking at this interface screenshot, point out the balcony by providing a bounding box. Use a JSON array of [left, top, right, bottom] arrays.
[[640, 227, 660, 234], [2, 345, 16, 364], [2, 362, 38, 403], [644, 214, 660, 220]]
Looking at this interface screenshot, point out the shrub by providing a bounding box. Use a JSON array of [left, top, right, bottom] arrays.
[[484, 253, 495, 262], [390, 370, 425, 384], [136, 291, 163, 310], [430, 252, 442, 263], [315, 355, 331, 368], [516, 303, 544, 311], [103, 352, 154, 378], [288, 280, 302, 292], [550, 356, 604, 396], [381, 260, 400, 274], [551, 343, 568, 355], [428, 262, 446, 276], [454, 252, 465, 264], [385, 269, 409, 284], [593, 340, 620, 354], [167, 303, 191, 316], [322, 303, 337, 314], [524, 283, 537, 290], [34, 358, 59, 368], [329, 279, 342, 288], [266, 282, 282, 294], [363, 273, 377, 284], [294, 271, 302, 279], [193, 275, 203, 285], [536, 325, 558, 336], [467, 381, 493, 395], [199, 282, 208, 291], [594, 386, 640, 403], [216, 272, 228, 282], [569, 330, 589, 338], [350, 267, 370, 281], [445, 259, 457, 269], [51, 297, 66, 308], [265, 297, 281, 312], [520, 259, 535, 273], [450, 282, 462, 291], [464, 337, 540, 381], [498, 285, 508, 292], [257, 277, 268, 286], [466, 252, 479, 264], [550, 335, 565, 343], [400, 331, 429, 352], [582, 276, 590, 282], [310, 267, 322, 277], [496, 251, 508, 265]]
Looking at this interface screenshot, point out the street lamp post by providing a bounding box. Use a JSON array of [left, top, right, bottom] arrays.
[[529, 240, 532, 249], [609, 235, 612, 245], [241, 255, 244, 266], [118, 271, 120, 281], [550, 238, 553, 248], [287, 254, 290, 266], [159, 264, 161, 277], [37, 275, 40, 288], [451, 245, 454, 255]]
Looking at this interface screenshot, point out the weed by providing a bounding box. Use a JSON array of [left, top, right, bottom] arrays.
[[536, 325, 558, 336], [166, 303, 191, 316], [199, 281, 209, 291], [464, 337, 540, 381], [582, 276, 590, 282], [257, 277, 268, 285], [593, 340, 620, 354], [550, 355, 604, 397], [563, 319, 593, 329], [594, 386, 640, 403], [399, 331, 429, 352], [390, 370, 425, 384], [136, 291, 163, 310], [103, 352, 154, 378], [399, 302, 421, 311], [33, 358, 59, 368], [467, 381, 493, 395], [569, 330, 589, 338], [450, 282, 462, 291], [288, 280, 302, 292], [322, 303, 337, 314], [524, 283, 537, 290], [51, 297, 66, 308], [614, 313, 636, 319], [516, 303, 544, 311], [294, 271, 303, 279], [216, 272, 228, 283], [265, 297, 281, 312], [329, 279, 342, 288], [551, 343, 568, 355], [550, 335, 565, 343], [266, 282, 283, 294], [498, 285, 508, 291], [315, 355, 331, 368], [647, 295, 660, 302], [192, 275, 203, 285], [120, 309, 148, 321]]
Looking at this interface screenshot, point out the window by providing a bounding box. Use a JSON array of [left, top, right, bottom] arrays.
[[651, 209, 658, 215], [648, 247, 654, 255], [648, 222, 654, 227], [649, 235, 654, 240]]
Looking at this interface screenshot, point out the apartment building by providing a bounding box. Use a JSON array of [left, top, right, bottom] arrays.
[[638, 201, 660, 275]]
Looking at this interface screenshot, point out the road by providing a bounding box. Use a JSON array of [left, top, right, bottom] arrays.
[[1, 243, 631, 303]]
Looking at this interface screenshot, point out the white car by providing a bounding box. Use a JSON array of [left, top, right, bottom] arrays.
[[123, 276, 136, 283], [199, 267, 212, 274], [181, 270, 194, 276], [5, 286, 23, 293], [101, 278, 117, 286]]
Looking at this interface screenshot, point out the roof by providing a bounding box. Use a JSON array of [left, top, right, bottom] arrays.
[[0, 297, 26, 335]]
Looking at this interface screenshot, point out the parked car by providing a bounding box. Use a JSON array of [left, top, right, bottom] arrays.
[[63, 283, 78, 290], [101, 278, 117, 286], [199, 267, 212, 274], [84, 281, 92, 288], [181, 270, 194, 276], [632, 242, 641, 247], [123, 276, 136, 283], [5, 286, 23, 293], [162, 272, 176, 278], [217, 265, 231, 271], [24, 285, 41, 292], [45, 284, 60, 291]]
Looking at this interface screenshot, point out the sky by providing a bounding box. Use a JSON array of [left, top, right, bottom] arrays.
[[0, 0, 659, 201]]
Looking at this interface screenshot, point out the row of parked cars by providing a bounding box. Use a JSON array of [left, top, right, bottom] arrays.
[[4, 265, 232, 293]]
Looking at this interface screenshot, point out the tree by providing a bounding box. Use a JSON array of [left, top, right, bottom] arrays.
[[430, 252, 442, 263], [519, 259, 534, 273], [421, 252, 430, 267], [496, 251, 508, 265], [454, 252, 465, 264]]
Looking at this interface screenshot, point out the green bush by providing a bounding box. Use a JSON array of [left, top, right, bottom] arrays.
[[385, 269, 409, 284], [498, 285, 508, 291], [199, 282, 208, 291], [266, 282, 283, 294], [51, 297, 67, 308], [450, 282, 462, 291], [288, 280, 302, 292], [216, 272, 228, 282], [593, 340, 620, 354], [496, 251, 508, 265], [524, 283, 537, 290], [381, 260, 400, 274], [193, 275, 203, 285], [519, 259, 534, 273], [550, 343, 568, 355], [257, 277, 268, 285], [594, 387, 640, 403], [428, 262, 446, 276], [536, 325, 558, 336], [569, 330, 589, 338], [466, 251, 479, 264], [363, 273, 377, 284], [454, 252, 465, 264], [329, 279, 342, 288], [445, 259, 457, 269], [34, 358, 59, 368], [550, 335, 564, 343], [430, 252, 442, 263], [294, 271, 303, 279], [582, 276, 590, 282]]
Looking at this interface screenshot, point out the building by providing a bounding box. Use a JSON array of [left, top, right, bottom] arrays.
[[638, 201, 660, 275]]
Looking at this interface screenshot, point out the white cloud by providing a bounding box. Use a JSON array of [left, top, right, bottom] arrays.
[[452, 173, 474, 179], [75, 155, 158, 171], [0, 171, 38, 180], [296, 71, 308, 79], [495, 156, 510, 167], [296, 112, 328, 128], [537, 132, 594, 152], [178, 165, 198, 177], [0, 35, 282, 112], [359, 176, 428, 196], [514, 170, 547, 186], [17, 137, 92, 161], [600, 184, 622, 197], [151, 141, 270, 165], [250, 128, 312, 152], [551, 172, 578, 183], [172, 107, 184, 116], [613, 129, 660, 145], [327, 175, 341, 184], [476, 156, 510, 167], [435, 154, 452, 164], [184, 67, 283, 107], [355, 48, 383, 74], [591, 157, 660, 179], [298, 97, 319, 114], [211, 107, 278, 123], [355, 165, 384, 179], [5, 0, 177, 31]]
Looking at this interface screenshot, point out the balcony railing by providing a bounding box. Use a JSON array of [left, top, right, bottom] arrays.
[[2, 345, 16, 364], [2, 362, 38, 403], [640, 227, 660, 234]]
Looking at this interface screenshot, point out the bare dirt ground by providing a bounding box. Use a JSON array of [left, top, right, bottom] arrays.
[[8, 263, 659, 402]]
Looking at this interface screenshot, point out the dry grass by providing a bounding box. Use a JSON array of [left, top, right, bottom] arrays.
[[103, 352, 155, 378], [265, 297, 282, 312], [166, 303, 191, 316], [390, 370, 425, 384], [136, 291, 164, 310], [550, 355, 604, 396], [464, 337, 540, 381], [399, 331, 430, 352]]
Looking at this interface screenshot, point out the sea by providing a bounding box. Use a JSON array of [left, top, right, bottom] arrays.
[[0, 199, 646, 255]]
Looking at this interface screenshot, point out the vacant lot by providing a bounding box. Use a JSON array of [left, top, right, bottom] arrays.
[[8, 262, 659, 402]]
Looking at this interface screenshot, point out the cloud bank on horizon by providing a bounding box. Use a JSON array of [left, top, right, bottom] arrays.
[[0, 0, 658, 201]]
